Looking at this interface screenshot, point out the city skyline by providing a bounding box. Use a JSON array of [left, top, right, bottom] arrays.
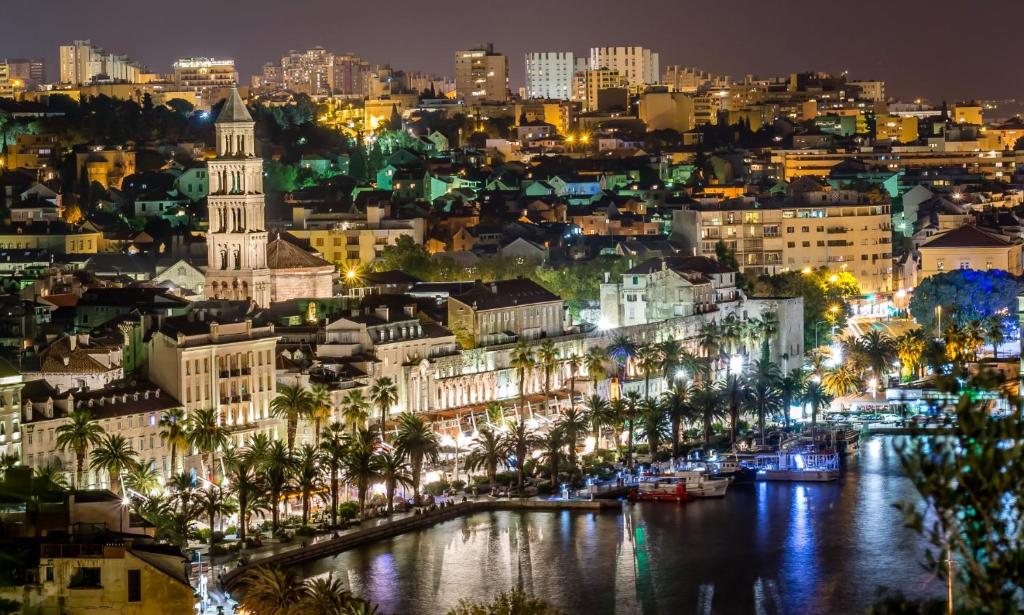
[[3, 0, 1024, 103]]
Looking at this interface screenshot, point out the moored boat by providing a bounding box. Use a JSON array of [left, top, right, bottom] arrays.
[[629, 477, 692, 502], [666, 470, 731, 497], [754, 452, 840, 482]]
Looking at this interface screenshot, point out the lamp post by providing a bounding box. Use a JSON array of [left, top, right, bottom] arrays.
[[813, 321, 830, 349]]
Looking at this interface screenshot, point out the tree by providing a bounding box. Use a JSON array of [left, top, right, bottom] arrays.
[[446, 588, 564, 615], [982, 314, 1007, 360], [375, 451, 412, 514], [895, 330, 926, 382], [261, 440, 296, 533], [822, 364, 862, 398], [294, 444, 322, 527], [584, 394, 610, 450], [608, 334, 637, 389], [502, 420, 537, 495], [583, 347, 608, 392], [344, 428, 382, 517], [639, 398, 667, 458], [622, 391, 642, 469], [778, 368, 807, 429], [692, 382, 723, 445], [635, 344, 661, 402], [186, 408, 229, 482], [271, 384, 314, 451], [228, 453, 263, 546], [158, 407, 188, 480], [749, 361, 782, 446], [394, 413, 439, 505], [910, 269, 1024, 334], [536, 340, 559, 406], [89, 434, 138, 496], [301, 573, 361, 614], [369, 377, 399, 439], [239, 566, 308, 615], [55, 409, 105, 489], [197, 484, 236, 546], [341, 389, 369, 433], [537, 428, 564, 487], [465, 428, 505, 493], [510, 342, 536, 417], [565, 353, 582, 405], [895, 385, 1024, 612], [308, 383, 333, 442], [319, 422, 348, 527], [852, 330, 897, 388], [714, 240, 739, 270], [803, 381, 833, 429], [721, 373, 751, 446], [556, 407, 588, 475], [661, 383, 691, 459]]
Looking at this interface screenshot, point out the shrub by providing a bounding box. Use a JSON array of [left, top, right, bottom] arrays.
[[450, 479, 466, 492], [295, 525, 317, 537], [337, 502, 359, 521]]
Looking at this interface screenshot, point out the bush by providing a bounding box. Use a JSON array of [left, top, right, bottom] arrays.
[[210, 531, 225, 544], [295, 525, 317, 537], [494, 471, 516, 487], [209, 544, 230, 557], [450, 479, 466, 492], [337, 501, 359, 521], [224, 525, 238, 537], [424, 480, 450, 496]]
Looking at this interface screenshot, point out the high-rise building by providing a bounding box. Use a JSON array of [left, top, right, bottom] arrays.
[[454, 43, 508, 103], [572, 68, 626, 112], [0, 64, 14, 99], [332, 53, 369, 97], [662, 66, 730, 94], [173, 57, 237, 92], [59, 40, 139, 85], [524, 52, 584, 100], [281, 47, 334, 96], [589, 46, 660, 89], [1, 58, 45, 87]]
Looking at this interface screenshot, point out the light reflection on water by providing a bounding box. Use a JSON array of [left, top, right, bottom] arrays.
[[296, 437, 942, 615]]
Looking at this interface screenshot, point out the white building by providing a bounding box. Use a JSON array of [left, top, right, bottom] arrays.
[[524, 52, 585, 100], [454, 43, 508, 103], [589, 46, 660, 89]]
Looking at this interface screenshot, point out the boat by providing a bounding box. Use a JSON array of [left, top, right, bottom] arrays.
[[667, 470, 731, 497], [629, 477, 692, 502], [705, 458, 758, 484], [753, 452, 840, 482]]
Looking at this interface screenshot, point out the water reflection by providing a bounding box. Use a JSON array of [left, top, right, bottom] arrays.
[[296, 437, 942, 614]]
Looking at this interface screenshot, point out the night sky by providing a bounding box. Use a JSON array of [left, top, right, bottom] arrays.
[[3, 0, 1022, 103]]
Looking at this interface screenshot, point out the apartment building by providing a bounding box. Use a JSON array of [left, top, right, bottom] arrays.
[[455, 43, 509, 103], [59, 40, 140, 84], [572, 68, 626, 112], [524, 52, 583, 100], [771, 147, 1024, 182], [147, 313, 280, 447], [172, 57, 237, 95], [287, 204, 424, 268], [447, 279, 564, 349], [589, 46, 660, 89], [673, 189, 893, 292]]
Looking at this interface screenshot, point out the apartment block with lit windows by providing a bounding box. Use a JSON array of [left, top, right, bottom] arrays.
[[673, 189, 893, 293]]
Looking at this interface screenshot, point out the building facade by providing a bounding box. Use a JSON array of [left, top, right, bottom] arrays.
[[524, 52, 582, 100], [455, 44, 508, 103], [588, 46, 660, 89], [59, 40, 139, 85]]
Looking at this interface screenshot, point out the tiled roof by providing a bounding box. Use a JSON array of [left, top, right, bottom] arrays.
[[266, 237, 332, 270], [626, 255, 735, 276], [451, 279, 560, 310], [215, 87, 253, 124], [921, 224, 1014, 249]]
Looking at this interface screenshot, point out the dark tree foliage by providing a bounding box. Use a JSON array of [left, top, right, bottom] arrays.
[[909, 269, 1024, 333]]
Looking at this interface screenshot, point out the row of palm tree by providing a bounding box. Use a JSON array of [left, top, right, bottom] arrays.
[[239, 567, 379, 615]]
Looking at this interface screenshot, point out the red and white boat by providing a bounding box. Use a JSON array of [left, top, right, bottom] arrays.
[[628, 477, 693, 502]]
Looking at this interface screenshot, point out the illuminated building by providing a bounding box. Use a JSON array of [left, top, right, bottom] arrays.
[[172, 57, 237, 93], [524, 52, 584, 100], [454, 43, 508, 103], [59, 40, 140, 84], [588, 46, 660, 89]]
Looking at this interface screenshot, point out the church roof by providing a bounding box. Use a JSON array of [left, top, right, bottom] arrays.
[[266, 237, 333, 270], [215, 87, 253, 124]]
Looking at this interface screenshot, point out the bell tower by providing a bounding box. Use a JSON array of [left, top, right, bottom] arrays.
[[204, 87, 271, 306]]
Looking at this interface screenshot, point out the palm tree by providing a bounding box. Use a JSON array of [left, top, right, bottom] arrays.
[[239, 566, 308, 615], [635, 344, 661, 402], [983, 314, 1006, 359], [759, 311, 780, 363], [854, 330, 896, 388], [749, 360, 782, 446], [719, 313, 743, 358], [608, 334, 637, 390], [622, 391, 641, 469], [556, 406, 588, 475], [35, 463, 69, 490], [89, 434, 137, 495], [158, 407, 187, 480], [271, 384, 314, 451], [394, 413, 439, 505], [895, 329, 926, 381], [343, 428, 381, 518], [822, 364, 862, 398], [803, 381, 833, 430], [319, 422, 349, 527], [536, 428, 564, 487], [510, 342, 535, 417], [186, 408, 229, 482], [536, 339, 558, 409], [722, 373, 751, 446], [301, 573, 358, 613], [778, 368, 807, 429], [658, 338, 683, 382], [697, 321, 721, 362], [294, 444, 322, 528], [369, 377, 398, 439], [639, 398, 667, 459], [228, 453, 263, 546], [375, 451, 412, 514], [584, 346, 608, 393], [565, 353, 582, 406], [465, 428, 505, 493], [309, 383, 333, 442], [261, 440, 296, 533], [502, 420, 537, 495], [661, 383, 691, 459], [55, 409, 104, 489], [484, 401, 506, 429], [584, 394, 609, 450], [123, 461, 160, 497], [691, 381, 723, 445], [197, 484, 236, 546], [341, 389, 370, 433]]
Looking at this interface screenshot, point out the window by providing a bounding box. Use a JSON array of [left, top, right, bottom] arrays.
[[802, 241, 810, 248], [46, 566, 54, 582], [69, 567, 102, 589], [128, 569, 141, 602]]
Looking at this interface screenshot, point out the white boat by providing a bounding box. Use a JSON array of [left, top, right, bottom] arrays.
[[664, 470, 730, 498], [630, 476, 691, 502], [754, 452, 840, 482]]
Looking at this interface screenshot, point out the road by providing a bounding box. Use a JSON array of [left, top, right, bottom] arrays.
[[846, 315, 919, 339]]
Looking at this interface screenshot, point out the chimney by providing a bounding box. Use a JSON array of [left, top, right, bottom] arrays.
[[404, 305, 416, 318], [68, 336, 77, 351], [23, 404, 32, 421], [490, 283, 498, 294]]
